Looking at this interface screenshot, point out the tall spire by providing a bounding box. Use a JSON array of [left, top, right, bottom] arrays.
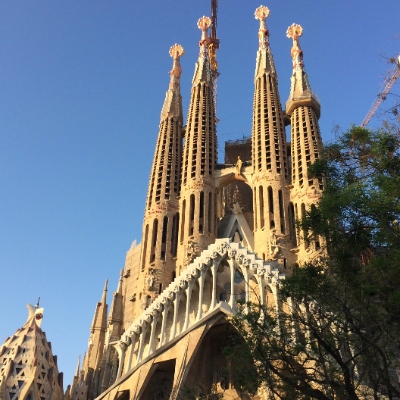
[[177, 16, 217, 272], [87, 280, 108, 370], [251, 6, 291, 262], [285, 24, 324, 262], [138, 45, 185, 310]]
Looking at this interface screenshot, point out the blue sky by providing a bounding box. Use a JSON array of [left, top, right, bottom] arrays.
[[1, 0, 399, 388]]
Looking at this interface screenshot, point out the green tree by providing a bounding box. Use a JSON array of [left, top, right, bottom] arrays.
[[228, 124, 400, 399]]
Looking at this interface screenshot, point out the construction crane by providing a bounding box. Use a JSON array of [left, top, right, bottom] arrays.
[[361, 55, 400, 127], [209, 0, 220, 120]]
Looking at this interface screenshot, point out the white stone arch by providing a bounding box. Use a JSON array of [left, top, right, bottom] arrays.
[[190, 276, 201, 324], [163, 299, 175, 344], [199, 265, 213, 317], [175, 288, 187, 336]]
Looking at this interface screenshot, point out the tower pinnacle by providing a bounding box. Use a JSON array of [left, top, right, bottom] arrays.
[[255, 6, 270, 49], [161, 44, 185, 120], [254, 6, 276, 78], [198, 16, 212, 46], [101, 279, 108, 303], [286, 23, 304, 70], [286, 24, 320, 117], [169, 44, 184, 80], [192, 16, 213, 86]]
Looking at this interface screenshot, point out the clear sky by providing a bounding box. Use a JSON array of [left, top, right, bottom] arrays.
[[0, 0, 399, 389]]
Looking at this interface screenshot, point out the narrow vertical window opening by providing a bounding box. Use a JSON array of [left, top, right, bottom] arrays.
[[259, 186, 264, 229], [199, 191, 204, 233]]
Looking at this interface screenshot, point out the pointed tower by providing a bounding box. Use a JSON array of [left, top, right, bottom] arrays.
[[251, 6, 291, 262], [138, 44, 185, 311], [99, 271, 124, 394], [0, 304, 64, 400], [285, 24, 324, 261], [177, 17, 217, 273], [79, 280, 108, 399], [87, 280, 108, 371], [67, 356, 88, 400]]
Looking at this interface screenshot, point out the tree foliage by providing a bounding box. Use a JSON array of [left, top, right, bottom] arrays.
[[228, 125, 400, 399]]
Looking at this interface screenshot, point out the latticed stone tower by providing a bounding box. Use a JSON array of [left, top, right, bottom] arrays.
[[251, 6, 291, 263], [176, 17, 217, 274], [138, 44, 185, 310], [0, 304, 64, 400], [285, 24, 324, 261]]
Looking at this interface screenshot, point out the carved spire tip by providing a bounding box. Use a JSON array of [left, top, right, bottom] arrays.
[[286, 23, 303, 40], [169, 44, 185, 60], [255, 6, 270, 48], [287, 23, 304, 71], [197, 16, 212, 47], [254, 5, 270, 22], [197, 16, 212, 32]]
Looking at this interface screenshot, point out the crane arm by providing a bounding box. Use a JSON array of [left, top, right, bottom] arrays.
[[361, 56, 400, 127]]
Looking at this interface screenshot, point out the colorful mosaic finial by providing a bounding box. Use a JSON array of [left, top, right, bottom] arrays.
[[255, 5, 270, 48], [197, 16, 212, 47], [169, 44, 185, 82], [287, 23, 304, 70], [169, 43, 185, 60]]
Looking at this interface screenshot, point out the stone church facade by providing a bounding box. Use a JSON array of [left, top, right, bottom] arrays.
[[0, 5, 325, 400]]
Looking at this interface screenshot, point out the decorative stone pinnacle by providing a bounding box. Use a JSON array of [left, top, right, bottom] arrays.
[[169, 44, 184, 81], [286, 23, 303, 40], [287, 23, 304, 71], [197, 16, 212, 46], [255, 6, 270, 48], [169, 44, 185, 60], [254, 5, 269, 21]]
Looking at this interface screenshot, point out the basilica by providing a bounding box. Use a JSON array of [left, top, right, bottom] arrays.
[[0, 5, 324, 399]]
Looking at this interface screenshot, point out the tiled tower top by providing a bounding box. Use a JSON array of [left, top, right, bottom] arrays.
[[254, 6, 276, 79], [192, 17, 213, 86], [160, 44, 185, 123], [285, 23, 320, 118], [0, 304, 64, 400]]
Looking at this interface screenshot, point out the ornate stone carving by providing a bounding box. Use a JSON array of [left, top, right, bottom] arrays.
[[228, 249, 237, 258], [269, 230, 280, 259], [146, 270, 155, 289]]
